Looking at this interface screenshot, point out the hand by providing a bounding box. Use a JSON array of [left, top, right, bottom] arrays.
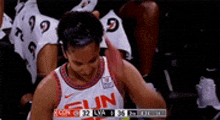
[[20, 93, 33, 107], [92, 10, 100, 19], [104, 37, 126, 82]]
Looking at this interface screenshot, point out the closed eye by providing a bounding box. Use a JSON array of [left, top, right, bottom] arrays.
[[89, 56, 98, 63], [74, 61, 83, 66]]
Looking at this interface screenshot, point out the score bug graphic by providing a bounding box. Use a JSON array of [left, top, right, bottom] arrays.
[[54, 109, 80, 118], [54, 109, 167, 118]]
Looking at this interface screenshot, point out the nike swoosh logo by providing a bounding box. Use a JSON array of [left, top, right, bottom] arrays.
[[65, 93, 75, 98]]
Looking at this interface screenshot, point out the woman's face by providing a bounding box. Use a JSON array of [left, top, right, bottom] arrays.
[[64, 42, 100, 81]]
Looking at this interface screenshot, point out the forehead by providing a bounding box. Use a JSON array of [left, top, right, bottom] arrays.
[[67, 42, 100, 62]]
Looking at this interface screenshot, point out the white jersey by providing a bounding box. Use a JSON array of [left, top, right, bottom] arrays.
[[71, 0, 98, 12], [71, 0, 132, 60], [52, 57, 124, 120], [9, 0, 59, 84], [100, 10, 132, 60], [0, 13, 13, 39]]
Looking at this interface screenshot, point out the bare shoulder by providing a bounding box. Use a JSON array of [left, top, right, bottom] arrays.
[[123, 60, 142, 76], [141, 1, 159, 17], [35, 74, 57, 94], [122, 60, 146, 88], [33, 73, 57, 107]]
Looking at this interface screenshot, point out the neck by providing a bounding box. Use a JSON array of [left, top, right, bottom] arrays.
[[66, 61, 100, 83]]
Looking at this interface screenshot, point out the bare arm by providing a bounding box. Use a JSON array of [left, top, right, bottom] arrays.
[[123, 60, 166, 109], [105, 37, 166, 120], [105, 37, 165, 108], [119, 0, 159, 76], [0, 0, 4, 27], [30, 75, 57, 120], [20, 44, 58, 108], [37, 44, 58, 77]]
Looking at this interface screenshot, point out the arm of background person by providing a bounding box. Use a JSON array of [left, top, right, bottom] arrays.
[[20, 44, 58, 108], [0, 0, 4, 28], [37, 44, 58, 80], [119, 0, 159, 76]]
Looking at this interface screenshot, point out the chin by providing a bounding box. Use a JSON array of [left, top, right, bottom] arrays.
[[82, 76, 92, 81]]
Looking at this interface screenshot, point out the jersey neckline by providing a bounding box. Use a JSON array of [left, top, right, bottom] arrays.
[[60, 57, 105, 89]]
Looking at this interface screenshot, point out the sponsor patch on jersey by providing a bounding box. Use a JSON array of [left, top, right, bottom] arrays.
[[101, 76, 114, 89]]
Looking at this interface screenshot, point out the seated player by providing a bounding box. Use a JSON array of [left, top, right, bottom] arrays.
[[118, 0, 159, 77], [36, 0, 160, 115], [73, 0, 132, 60], [6, 1, 59, 117], [30, 11, 166, 120], [0, 1, 34, 119], [70, 1, 160, 91], [37, 0, 132, 60], [37, 0, 159, 77], [9, 0, 59, 90]]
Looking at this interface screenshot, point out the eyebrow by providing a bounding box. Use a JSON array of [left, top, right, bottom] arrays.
[[88, 56, 98, 63], [72, 55, 98, 64]]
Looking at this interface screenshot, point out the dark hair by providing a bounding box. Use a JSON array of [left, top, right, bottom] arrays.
[[57, 11, 104, 51], [37, 0, 81, 19]]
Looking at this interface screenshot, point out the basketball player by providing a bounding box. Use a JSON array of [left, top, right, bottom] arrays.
[[63, 0, 159, 82], [8, 0, 59, 111], [37, 0, 132, 60], [30, 11, 166, 120], [75, 0, 132, 60], [9, 0, 59, 87], [0, 1, 34, 119], [36, 0, 159, 77], [72, 0, 159, 77]]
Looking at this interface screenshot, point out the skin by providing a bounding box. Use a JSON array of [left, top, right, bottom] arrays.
[[37, 44, 59, 77], [93, 10, 127, 59], [119, 0, 159, 76], [30, 38, 166, 120], [30, 3, 165, 120], [21, 10, 98, 108], [0, 0, 3, 28], [63, 42, 100, 84], [20, 44, 59, 106]]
